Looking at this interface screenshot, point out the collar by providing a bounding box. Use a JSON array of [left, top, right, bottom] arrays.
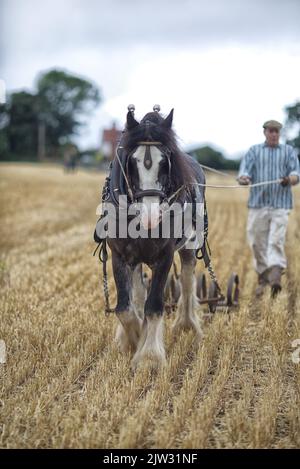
[[262, 141, 281, 149]]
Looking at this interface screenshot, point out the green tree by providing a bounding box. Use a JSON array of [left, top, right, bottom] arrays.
[[0, 104, 9, 157], [36, 69, 101, 151], [0, 69, 101, 161], [191, 145, 240, 170], [285, 101, 300, 153], [0, 92, 38, 160]]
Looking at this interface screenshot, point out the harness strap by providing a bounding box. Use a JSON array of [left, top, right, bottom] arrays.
[[137, 141, 162, 145], [93, 239, 115, 315], [144, 145, 152, 169], [196, 241, 211, 268], [167, 184, 185, 204], [134, 189, 167, 200], [115, 144, 133, 201]]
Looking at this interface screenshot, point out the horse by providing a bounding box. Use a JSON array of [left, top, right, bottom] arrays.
[[95, 108, 207, 369]]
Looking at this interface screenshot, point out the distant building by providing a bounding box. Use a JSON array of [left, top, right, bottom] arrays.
[[101, 122, 122, 161]]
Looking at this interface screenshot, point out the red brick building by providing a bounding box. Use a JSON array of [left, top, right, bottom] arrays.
[[101, 122, 122, 161]]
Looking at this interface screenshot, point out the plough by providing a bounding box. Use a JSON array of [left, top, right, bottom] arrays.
[[164, 268, 240, 315], [195, 271, 240, 312]]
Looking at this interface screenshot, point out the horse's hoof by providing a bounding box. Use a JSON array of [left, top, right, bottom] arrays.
[[172, 318, 203, 342], [115, 325, 132, 353], [116, 310, 143, 352], [131, 347, 166, 371]]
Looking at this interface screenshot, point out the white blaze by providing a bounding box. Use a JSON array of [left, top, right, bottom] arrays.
[[132, 146, 163, 229]]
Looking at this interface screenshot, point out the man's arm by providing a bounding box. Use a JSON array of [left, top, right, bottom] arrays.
[[282, 147, 300, 186], [237, 147, 254, 185]]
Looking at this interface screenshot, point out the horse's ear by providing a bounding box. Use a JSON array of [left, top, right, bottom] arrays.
[[162, 109, 174, 128], [126, 111, 139, 130]]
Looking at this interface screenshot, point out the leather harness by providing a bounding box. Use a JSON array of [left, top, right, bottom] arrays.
[[93, 140, 219, 315], [96, 139, 209, 258]]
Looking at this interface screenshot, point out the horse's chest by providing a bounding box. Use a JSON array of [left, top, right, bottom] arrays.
[[110, 238, 169, 267]]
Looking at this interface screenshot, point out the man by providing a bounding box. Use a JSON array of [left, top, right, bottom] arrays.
[[238, 120, 300, 297]]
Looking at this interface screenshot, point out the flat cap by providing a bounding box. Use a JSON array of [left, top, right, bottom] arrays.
[[263, 119, 282, 129]]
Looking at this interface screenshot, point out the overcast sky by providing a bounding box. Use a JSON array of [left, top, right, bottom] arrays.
[[1, 0, 300, 157]]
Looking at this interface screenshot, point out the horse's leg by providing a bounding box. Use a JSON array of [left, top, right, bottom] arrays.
[[131, 248, 173, 369], [112, 252, 142, 353], [172, 247, 203, 341], [132, 263, 146, 321]]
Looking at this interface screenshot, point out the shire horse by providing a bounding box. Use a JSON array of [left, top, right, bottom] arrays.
[[97, 108, 206, 369]]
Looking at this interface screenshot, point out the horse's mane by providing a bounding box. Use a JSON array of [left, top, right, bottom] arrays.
[[122, 112, 195, 194]]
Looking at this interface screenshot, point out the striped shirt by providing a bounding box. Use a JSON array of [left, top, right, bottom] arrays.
[[238, 143, 300, 209]]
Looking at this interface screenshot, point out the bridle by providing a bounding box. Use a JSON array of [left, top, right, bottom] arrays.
[[124, 140, 172, 203], [111, 112, 184, 209]]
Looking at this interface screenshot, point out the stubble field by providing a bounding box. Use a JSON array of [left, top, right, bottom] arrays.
[[0, 163, 300, 448]]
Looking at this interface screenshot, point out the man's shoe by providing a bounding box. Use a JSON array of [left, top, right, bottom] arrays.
[[268, 265, 283, 298], [255, 270, 269, 297]]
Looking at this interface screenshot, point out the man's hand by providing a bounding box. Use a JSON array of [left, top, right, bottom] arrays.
[[289, 174, 299, 186], [281, 175, 299, 186], [238, 176, 251, 185], [281, 176, 290, 187]]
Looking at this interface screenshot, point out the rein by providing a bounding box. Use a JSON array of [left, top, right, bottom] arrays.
[[193, 179, 283, 189], [115, 143, 133, 201]]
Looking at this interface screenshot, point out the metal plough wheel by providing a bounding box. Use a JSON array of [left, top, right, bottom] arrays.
[[196, 273, 207, 300], [208, 280, 218, 313], [196, 272, 240, 313], [226, 273, 239, 306]]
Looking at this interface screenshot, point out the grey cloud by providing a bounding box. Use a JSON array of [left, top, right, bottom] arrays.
[[2, 0, 300, 65]]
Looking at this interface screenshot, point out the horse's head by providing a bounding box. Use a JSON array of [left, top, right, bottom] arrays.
[[124, 109, 175, 230]]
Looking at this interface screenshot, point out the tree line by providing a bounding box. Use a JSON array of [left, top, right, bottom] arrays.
[[0, 69, 101, 161], [0, 68, 299, 169]]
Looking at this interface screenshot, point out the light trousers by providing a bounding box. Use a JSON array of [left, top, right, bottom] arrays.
[[247, 207, 290, 274]]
